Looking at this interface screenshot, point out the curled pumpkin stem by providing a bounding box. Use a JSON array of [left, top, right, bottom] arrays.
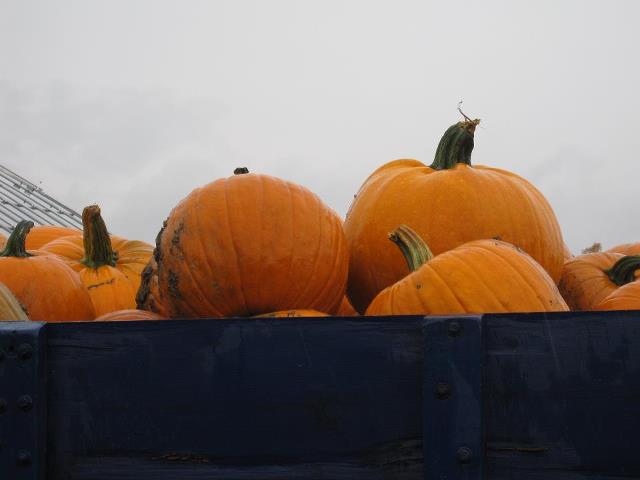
[[605, 255, 640, 286], [81, 205, 118, 269], [0, 220, 34, 258], [389, 225, 434, 272]]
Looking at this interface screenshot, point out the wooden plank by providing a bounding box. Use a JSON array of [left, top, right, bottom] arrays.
[[422, 315, 484, 480], [483, 310, 640, 479], [44, 317, 425, 479]]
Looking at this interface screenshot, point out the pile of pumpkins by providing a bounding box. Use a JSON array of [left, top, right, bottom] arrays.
[[1, 117, 638, 322]]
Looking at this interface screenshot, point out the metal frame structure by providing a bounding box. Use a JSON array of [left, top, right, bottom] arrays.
[[0, 165, 82, 234]]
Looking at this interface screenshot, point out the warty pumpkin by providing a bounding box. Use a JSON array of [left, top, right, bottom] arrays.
[[0, 220, 95, 321], [558, 251, 631, 310], [344, 116, 565, 313], [0, 281, 30, 321], [365, 225, 568, 316], [40, 205, 154, 317], [138, 168, 349, 318]]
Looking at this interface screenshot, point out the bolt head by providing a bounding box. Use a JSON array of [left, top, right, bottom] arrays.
[[17, 450, 32, 466], [18, 395, 33, 412], [18, 343, 33, 361], [435, 382, 452, 399], [457, 446, 473, 463], [448, 321, 462, 337]]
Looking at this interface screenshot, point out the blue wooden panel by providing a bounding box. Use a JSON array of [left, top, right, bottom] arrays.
[[423, 316, 483, 480], [483, 310, 640, 479], [0, 321, 47, 480], [44, 317, 425, 479]]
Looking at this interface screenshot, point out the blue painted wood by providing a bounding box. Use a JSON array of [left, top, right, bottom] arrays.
[[44, 317, 425, 479], [423, 315, 484, 480], [483, 310, 640, 479], [0, 321, 46, 480]]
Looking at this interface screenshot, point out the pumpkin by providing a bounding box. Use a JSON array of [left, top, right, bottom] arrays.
[[254, 310, 329, 317], [344, 117, 565, 313], [558, 252, 630, 310], [40, 205, 154, 317], [136, 255, 171, 318], [365, 225, 568, 316], [95, 309, 165, 321], [138, 169, 349, 318], [593, 256, 640, 311], [0, 282, 30, 321], [335, 296, 359, 316], [25, 225, 81, 250], [607, 243, 640, 256], [0, 220, 95, 321]]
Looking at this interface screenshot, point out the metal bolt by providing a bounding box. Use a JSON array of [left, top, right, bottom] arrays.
[[457, 446, 473, 463], [18, 343, 33, 361], [0, 398, 7, 414], [17, 450, 32, 466], [435, 382, 452, 399], [18, 395, 33, 412], [448, 321, 462, 337]]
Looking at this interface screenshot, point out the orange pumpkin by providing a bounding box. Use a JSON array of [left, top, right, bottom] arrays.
[[558, 252, 629, 310], [344, 117, 565, 313], [25, 225, 81, 250], [335, 296, 359, 316], [95, 309, 165, 321], [139, 169, 349, 318], [254, 310, 329, 318], [40, 205, 154, 317], [0, 221, 95, 321], [0, 282, 30, 321], [607, 243, 640, 256], [136, 255, 171, 318], [365, 225, 568, 316], [593, 256, 640, 311]]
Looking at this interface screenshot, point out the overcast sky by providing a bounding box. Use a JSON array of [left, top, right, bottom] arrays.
[[1, 1, 638, 253]]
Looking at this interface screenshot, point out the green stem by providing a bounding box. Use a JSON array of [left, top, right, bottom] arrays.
[[234, 167, 250, 175], [389, 225, 434, 272], [605, 255, 640, 286], [81, 205, 117, 269], [430, 118, 481, 170], [0, 220, 34, 258]]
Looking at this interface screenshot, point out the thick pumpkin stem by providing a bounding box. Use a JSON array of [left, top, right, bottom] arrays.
[[81, 205, 118, 269], [605, 255, 640, 286], [430, 117, 481, 170], [234, 167, 250, 175], [389, 225, 434, 272], [0, 220, 34, 258]]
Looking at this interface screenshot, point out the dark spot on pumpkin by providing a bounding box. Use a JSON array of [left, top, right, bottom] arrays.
[[169, 222, 185, 255], [416, 283, 422, 289], [168, 270, 183, 299], [493, 235, 502, 241]]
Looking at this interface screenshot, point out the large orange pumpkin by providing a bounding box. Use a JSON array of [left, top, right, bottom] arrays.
[[344, 117, 565, 313], [40, 205, 154, 317], [366, 225, 568, 316], [558, 252, 628, 310], [139, 169, 349, 318], [25, 225, 81, 250], [0, 221, 95, 321]]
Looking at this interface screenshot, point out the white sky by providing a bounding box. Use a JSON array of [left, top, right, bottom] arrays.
[[1, 1, 638, 253]]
